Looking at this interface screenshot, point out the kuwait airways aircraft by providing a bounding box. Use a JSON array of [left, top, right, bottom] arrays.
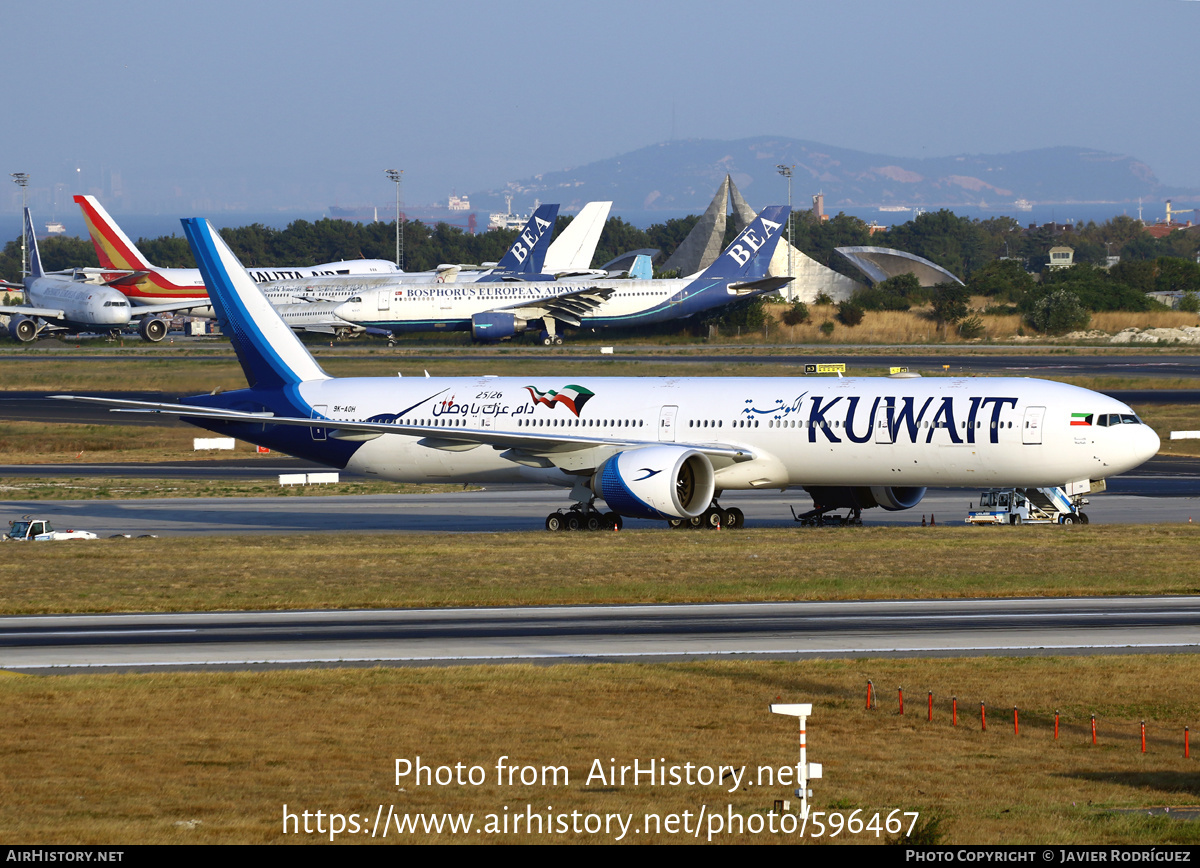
[[331, 205, 796, 344], [1, 210, 208, 342], [54, 217, 1160, 531]]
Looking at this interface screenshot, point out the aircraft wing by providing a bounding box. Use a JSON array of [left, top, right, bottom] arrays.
[[1, 280, 25, 291], [128, 299, 214, 316], [488, 285, 617, 328], [50, 395, 756, 464], [0, 305, 66, 319]]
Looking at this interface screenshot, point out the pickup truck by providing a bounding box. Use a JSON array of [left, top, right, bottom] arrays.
[[5, 517, 98, 541]]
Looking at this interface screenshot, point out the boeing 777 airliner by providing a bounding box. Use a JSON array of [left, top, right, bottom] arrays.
[[55, 217, 1161, 530]]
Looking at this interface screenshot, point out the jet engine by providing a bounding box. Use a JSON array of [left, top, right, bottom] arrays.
[[591, 446, 715, 520], [803, 485, 927, 512], [471, 311, 525, 342], [6, 315, 38, 343], [138, 317, 168, 342]]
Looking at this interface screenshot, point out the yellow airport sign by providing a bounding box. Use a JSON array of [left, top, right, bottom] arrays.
[[804, 363, 847, 374], [889, 366, 909, 375]]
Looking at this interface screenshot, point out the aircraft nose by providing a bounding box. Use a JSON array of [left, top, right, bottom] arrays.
[[1138, 425, 1161, 463]]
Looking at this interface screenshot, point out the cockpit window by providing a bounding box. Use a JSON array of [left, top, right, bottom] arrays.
[[1120, 414, 1140, 425]]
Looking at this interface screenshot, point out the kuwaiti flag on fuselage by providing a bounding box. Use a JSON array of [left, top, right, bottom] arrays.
[[1071, 413, 1093, 426], [182, 217, 330, 391], [524, 384, 595, 416]]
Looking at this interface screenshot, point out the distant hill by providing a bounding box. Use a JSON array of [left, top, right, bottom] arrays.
[[470, 137, 1190, 215]]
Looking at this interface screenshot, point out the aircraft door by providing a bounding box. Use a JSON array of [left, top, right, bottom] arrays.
[[875, 398, 895, 444], [1022, 405, 1045, 445], [658, 405, 678, 442], [311, 405, 328, 441], [379, 292, 389, 312]]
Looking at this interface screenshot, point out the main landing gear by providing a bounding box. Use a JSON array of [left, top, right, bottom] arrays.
[[667, 502, 745, 531], [545, 502, 622, 532], [790, 504, 863, 527]]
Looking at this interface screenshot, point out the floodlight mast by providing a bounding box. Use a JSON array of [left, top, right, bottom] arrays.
[[11, 173, 29, 278], [776, 164, 794, 302], [385, 169, 403, 269], [770, 702, 822, 819]]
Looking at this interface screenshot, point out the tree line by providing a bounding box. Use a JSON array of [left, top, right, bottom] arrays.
[[5, 208, 1200, 331]]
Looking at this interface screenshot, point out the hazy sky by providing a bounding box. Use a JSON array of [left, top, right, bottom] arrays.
[[7, 0, 1199, 213]]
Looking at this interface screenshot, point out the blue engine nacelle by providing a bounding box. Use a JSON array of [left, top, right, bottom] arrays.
[[471, 311, 525, 341], [6, 315, 38, 342], [591, 446, 716, 520], [804, 485, 927, 512]]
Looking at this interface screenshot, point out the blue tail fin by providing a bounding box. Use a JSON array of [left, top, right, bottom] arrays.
[[23, 208, 43, 279], [181, 217, 329, 390], [697, 205, 790, 280], [494, 204, 559, 273]]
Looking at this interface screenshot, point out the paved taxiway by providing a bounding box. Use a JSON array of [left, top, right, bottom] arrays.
[[2, 597, 1197, 672], [1, 474, 1197, 536]]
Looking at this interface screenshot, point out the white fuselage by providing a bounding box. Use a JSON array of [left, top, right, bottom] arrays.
[[285, 374, 1159, 491], [332, 279, 683, 330], [24, 275, 132, 329]]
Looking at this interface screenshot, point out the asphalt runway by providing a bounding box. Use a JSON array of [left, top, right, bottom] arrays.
[[2, 596, 1197, 672]]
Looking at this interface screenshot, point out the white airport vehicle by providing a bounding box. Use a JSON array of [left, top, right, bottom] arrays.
[[52, 217, 1161, 532], [966, 483, 1094, 525], [1, 209, 208, 342], [5, 516, 98, 541]]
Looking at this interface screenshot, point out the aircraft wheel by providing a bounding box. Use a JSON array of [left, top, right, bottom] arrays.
[[723, 508, 744, 530], [553, 336, 563, 345], [668, 518, 685, 529], [686, 515, 705, 529], [603, 512, 623, 531], [585, 514, 601, 532], [699, 507, 721, 529], [1078, 512, 1090, 525], [1061, 514, 1076, 525], [542, 336, 553, 346], [545, 514, 564, 532], [1011, 514, 1021, 526], [565, 513, 582, 531]]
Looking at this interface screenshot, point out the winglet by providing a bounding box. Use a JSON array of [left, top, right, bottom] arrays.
[[181, 217, 329, 389], [24, 208, 43, 280], [494, 204, 560, 273], [74, 194, 152, 271], [696, 205, 790, 280]]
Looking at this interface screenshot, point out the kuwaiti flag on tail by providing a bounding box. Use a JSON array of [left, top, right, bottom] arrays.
[[1071, 413, 1093, 426], [524, 384, 596, 416]]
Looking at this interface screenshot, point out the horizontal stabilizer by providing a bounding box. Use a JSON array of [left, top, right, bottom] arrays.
[[728, 276, 794, 295]]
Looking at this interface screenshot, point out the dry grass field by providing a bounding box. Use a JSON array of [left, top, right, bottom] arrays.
[[0, 657, 1196, 844], [1, 526, 1197, 615]]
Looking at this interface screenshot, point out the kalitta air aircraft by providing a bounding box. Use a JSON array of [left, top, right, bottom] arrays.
[[1, 209, 209, 342], [54, 217, 1160, 531], [74, 195, 561, 336]]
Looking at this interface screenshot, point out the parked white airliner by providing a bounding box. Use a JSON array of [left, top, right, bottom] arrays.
[[55, 217, 1161, 530], [1, 209, 208, 342]]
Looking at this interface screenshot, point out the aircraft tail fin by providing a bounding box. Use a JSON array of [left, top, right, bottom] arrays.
[[694, 205, 790, 281], [24, 208, 43, 279], [74, 194, 154, 271], [494, 204, 559, 273], [181, 217, 330, 389], [542, 201, 612, 274]]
